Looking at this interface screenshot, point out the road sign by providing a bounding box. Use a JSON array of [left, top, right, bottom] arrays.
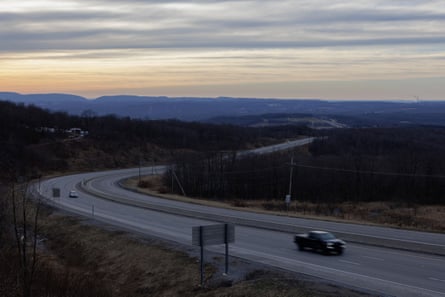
[[52, 188, 60, 198], [192, 223, 235, 286], [192, 223, 235, 246], [285, 194, 291, 204]]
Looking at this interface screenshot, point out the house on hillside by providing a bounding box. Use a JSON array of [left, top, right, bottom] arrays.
[[66, 128, 88, 137]]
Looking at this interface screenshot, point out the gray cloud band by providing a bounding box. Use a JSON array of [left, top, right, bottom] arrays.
[[1, 0, 444, 51]]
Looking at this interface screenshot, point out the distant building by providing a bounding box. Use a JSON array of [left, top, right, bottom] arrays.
[[66, 128, 88, 137]]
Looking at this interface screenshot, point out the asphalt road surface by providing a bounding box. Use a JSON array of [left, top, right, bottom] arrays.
[[37, 167, 445, 297], [236, 137, 316, 157]]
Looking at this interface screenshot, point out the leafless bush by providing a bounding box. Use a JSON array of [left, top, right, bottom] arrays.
[[137, 179, 152, 188], [158, 186, 170, 194], [33, 264, 112, 297], [232, 200, 248, 207], [0, 185, 11, 248], [261, 201, 288, 211], [9, 182, 41, 297]]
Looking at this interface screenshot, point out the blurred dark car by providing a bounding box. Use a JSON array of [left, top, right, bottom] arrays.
[[294, 231, 346, 255]]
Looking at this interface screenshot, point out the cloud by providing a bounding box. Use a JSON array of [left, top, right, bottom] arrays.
[[1, 0, 445, 99], [1, 0, 445, 51]]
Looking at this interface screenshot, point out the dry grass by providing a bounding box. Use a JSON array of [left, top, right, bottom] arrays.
[[38, 215, 198, 296], [31, 207, 374, 297], [125, 176, 246, 210], [127, 176, 445, 233], [295, 201, 444, 232], [38, 211, 201, 297], [0, 184, 377, 297]]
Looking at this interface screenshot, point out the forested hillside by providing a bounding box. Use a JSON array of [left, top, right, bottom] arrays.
[[3, 92, 445, 125], [168, 127, 445, 205], [0, 100, 309, 181], [2, 100, 444, 205]]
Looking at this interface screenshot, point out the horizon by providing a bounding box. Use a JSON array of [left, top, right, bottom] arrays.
[[3, 90, 445, 103], [1, 1, 445, 100]]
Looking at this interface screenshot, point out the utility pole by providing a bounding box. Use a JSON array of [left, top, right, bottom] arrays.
[[285, 156, 294, 213], [288, 156, 294, 197], [171, 166, 174, 193], [138, 158, 141, 184], [286, 156, 294, 212]]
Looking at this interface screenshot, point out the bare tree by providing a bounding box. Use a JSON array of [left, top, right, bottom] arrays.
[[11, 182, 40, 297]]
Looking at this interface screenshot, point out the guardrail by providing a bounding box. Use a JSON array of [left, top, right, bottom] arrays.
[[79, 178, 445, 256]]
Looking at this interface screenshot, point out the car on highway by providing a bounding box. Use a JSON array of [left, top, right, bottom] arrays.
[[294, 231, 345, 255], [68, 190, 79, 198]]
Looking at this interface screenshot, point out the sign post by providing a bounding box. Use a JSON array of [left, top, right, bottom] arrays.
[[199, 226, 204, 285], [52, 188, 60, 198], [192, 223, 235, 286], [224, 224, 229, 275], [285, 194, 291, 213]]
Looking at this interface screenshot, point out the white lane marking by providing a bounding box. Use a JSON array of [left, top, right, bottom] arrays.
[[45, 195, 445, 297], [352, 244, 445, 263], [362, 256, 384, 261], [429, 277, 445, 283], [230, 246, 445, 297], [86, 172, 445, 249], [339, 260, 360, 266]]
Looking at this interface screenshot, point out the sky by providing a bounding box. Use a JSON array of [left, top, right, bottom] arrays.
[[1, 0, 445, 100]]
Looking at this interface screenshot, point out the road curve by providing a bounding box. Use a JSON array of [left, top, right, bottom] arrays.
[[37, 167, 445, 297], [83, 167, 445, 255]]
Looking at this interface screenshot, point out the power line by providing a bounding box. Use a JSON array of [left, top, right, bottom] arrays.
[[175, 164, 289, 176], [173, 161, 445, 179], [291, 163, 445, 179], [170, 153, 445, 179]]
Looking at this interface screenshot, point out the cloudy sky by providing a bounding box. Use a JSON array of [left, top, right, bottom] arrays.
[[1, 0, 445, 100]]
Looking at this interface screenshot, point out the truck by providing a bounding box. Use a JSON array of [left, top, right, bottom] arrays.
[[294, 231, 346, 255]]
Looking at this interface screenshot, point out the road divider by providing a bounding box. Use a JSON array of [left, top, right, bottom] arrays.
[[78, 177, 445, 256]]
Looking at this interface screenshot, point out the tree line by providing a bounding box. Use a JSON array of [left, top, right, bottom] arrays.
[[0, 100, 310, 181], [167, 127, 445, 205]]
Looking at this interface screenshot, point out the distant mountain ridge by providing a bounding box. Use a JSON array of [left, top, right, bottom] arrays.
[[1, 92, 445, 126]]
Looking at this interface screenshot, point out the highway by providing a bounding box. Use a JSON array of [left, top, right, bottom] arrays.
[[236, 137, 316, 157], [37, 167, 445, 297]]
